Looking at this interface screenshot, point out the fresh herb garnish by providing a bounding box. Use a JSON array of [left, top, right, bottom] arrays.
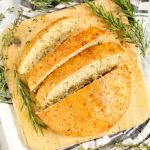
[[0, 65, 11, 102], [7, 6, 15, 13], [113, 0, 135, 24], [0, 13, 5, 23], [0, 8, 23, 104], [85, 0, 150, 56], [1, 7, 46, 133], [0, 7, 15, 24], [15, 71, 47, 133], [78, 142, 150, 150], [113, 0, 150, 56], [1, 8, 23, 48], [26, 0, 72, 10], [32, 18, 38, 22], [115, 141, 150, 149]]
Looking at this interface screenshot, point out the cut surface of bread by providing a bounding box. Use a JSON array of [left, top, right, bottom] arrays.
[[37, 65, 131, 137], [19, 17, 78, 74], [36, 42, 124, 108], [27, 27, 106, 91]]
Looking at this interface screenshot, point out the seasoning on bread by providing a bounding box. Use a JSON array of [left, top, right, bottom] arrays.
[[37, 65, 131, 137], [27, 27, 106, 91], [36, 42, 124, 108], [19, 17, 78, 74]]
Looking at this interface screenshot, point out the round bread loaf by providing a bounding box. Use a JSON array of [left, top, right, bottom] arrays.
[[37, 65, 131, 137]]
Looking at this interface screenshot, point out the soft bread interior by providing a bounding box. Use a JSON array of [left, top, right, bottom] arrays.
[[19, 17, 78, 74], [27, 27, 107, 92], [36, 42, 124, 108], [33, 35, 107, 91], [45, 54, 122, 107]]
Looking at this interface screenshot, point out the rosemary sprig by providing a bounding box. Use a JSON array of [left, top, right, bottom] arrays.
[[15, 71, 47, 133], [26, 0, 72, 10], [115, 142, 150, 150], [1, 7, 46, 133], [85, 0, 150, 56], [0, 13, 5, 23], [1, 8, 23, 49], [113, 0, 135, 24], [0, 8, 23, 103], [78, 142, 150, 150], [85, 2, 134, 41], [7, 6, 15, 13], [85, 1, 136, 43], [0, 65, 11, 102], [113, 0, 150, 56]]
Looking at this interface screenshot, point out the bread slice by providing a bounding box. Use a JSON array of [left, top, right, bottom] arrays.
[[37, 65, 131, 137], [19, 17, 78, 74], [36, 42, 124, 108], [27, 27, 106, 91]]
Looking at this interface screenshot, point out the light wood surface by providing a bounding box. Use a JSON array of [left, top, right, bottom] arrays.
[[1, 0, 150, 149]]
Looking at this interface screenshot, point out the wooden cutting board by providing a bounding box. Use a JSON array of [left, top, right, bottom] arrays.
[[1, 0, 150, 150]]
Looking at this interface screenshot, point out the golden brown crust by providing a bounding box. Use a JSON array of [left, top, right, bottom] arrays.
[[19, 17, 73, 74], [36, 42, 124, 107], [27, 27, 106, 91], [37, 65, 131, 137]]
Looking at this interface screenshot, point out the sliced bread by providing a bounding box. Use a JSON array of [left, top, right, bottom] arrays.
[[36, 42, 124, 108], [27, 27, 106, 91], [37, 65, 131, 136], [19, 17, 78, 74]]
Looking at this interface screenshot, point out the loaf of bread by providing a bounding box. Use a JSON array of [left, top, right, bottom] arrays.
[[19, 17, 78, 74], [36, 42, 124, 108], [27, 27, 106, 91], [18, 17, 131, 137], [37, 65, 131, 137]]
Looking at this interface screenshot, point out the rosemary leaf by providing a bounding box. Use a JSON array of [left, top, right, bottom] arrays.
[[115, 141, 150, 150], [85, 0, 150, 56], [1, 8, 23, 49], [7, 6, 15, 13], [1, 8, 46, 133], [113, 0, 150, 56], [113, 0, 135, 24], [0, 13, 5, 23], [0, 8, 23, 103], [77, 142, 150, 150], [26, 0, 72, 10], [85, 1, 135, 42], [15, 71, 47, 133], [0, 65, 11, 102]]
